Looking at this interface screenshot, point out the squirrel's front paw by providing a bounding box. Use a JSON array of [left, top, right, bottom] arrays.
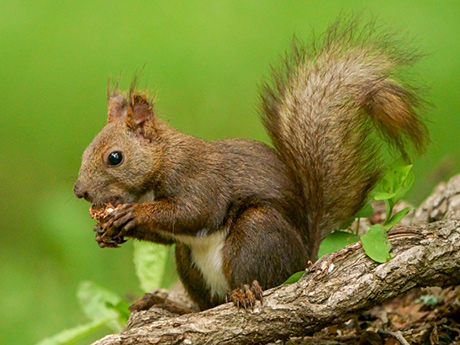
[[105, 203, 139, 232], [94, 224, 126, 248], [96, 203, 139, 248]]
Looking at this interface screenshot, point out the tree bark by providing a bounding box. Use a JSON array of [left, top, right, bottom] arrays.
[[93, 175, 460, 345]]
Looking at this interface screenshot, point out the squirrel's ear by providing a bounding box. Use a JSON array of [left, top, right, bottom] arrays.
[[107, 94, 128, 123], [125, 92, 154, 129]]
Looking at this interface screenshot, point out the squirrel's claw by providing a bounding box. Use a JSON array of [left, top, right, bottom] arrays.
[[227, 280, 263, 310], [110, 204, 136, 229], [103, 204, 136, 232]]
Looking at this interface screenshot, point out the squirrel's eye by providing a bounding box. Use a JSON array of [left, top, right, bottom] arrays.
[[107, 151, 124, 166]]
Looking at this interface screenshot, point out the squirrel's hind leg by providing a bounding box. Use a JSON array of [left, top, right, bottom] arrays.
[[222, 205, 308, 308]]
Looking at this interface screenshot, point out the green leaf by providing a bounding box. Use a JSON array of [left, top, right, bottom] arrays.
[[76, 281, 124, 332], [372, 161, 414, 204], [35, 316, 113, 345], [393, 168, 414, 204], [385, 207, 412, 228], [284, 270, 305, 284], [369, 191, 396, 201], [133, 241, 176, 291], [339, 217, 355, 230], [106, 300, 131, 323], [354, 202, 374, 218], [361, 224, 392, 263], [389, 159, 413, 179], [318, 231, 360, 258], [383, 198, 394, 225]]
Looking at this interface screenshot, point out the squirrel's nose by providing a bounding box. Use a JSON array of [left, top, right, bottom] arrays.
[[74, 181, 91, 201]]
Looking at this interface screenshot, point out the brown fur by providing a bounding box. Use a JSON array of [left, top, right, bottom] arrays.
[[260, 18, 428, 259], [74, 18, 428, 310]]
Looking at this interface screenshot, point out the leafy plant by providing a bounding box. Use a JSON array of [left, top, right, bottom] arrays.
[[36, 242, 176, 345], [370, 160, 414, 228], [360, 224, 393, 263], [133, 241, 177, 291], [286, 161, 415, 284], [362, 160, 414, 262], [36, 282, 125, 345], [284, 270, 306, 284], [36, 317, 115, 345], [317, 231, 360, 259]]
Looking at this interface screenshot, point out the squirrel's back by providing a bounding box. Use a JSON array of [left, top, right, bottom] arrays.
[[260, 18, 429, 259]]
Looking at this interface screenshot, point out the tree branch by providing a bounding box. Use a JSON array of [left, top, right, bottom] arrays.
[[93, 175, 460, 345]]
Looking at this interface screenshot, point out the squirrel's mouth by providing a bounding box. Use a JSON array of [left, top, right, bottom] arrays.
[[91, 196, 125, 208], [90, 190, 154, 208]]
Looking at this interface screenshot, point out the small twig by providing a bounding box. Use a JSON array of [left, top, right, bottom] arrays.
[[378, 329, 410, 345]]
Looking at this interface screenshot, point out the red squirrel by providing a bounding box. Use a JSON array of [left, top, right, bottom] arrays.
[[74, 19, 428, 311]]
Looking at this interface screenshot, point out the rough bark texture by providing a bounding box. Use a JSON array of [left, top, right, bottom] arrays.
[[93, 175, 460, 345]]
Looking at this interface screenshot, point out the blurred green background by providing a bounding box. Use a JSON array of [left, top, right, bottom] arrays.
[[1, 1, 459, 344]]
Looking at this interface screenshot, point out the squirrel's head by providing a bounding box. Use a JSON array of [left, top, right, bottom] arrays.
[[74, 90, 162, 206]]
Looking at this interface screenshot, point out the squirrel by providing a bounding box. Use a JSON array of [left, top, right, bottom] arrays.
[[74, 19, 428, 311]]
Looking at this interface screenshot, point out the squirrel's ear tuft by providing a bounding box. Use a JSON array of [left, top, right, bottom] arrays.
[[126, 92, 155, 129], [107, 94, 128, 123]]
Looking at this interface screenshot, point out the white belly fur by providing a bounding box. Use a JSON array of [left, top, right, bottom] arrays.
[[175, 231, 230, 299], [137, 191, 230, 299]]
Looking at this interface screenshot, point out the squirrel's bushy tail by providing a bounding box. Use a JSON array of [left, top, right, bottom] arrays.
[[260, 18, 429, 260]]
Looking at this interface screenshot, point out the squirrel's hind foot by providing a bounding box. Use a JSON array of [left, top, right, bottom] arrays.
[[226, 280, 263, 309]]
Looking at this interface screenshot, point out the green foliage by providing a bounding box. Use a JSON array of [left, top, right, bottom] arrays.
[[35, 282, 128, 345], [37, 244, 176, 344], [360, 224, 393, 263], [284, 270, 305, 284], [385, 207, 412, 228], [354, 203, 375, 219], [76, 281, 126, 332], [319, 161, 415, 263], [35, 317, 114, 345], [318, 231, 360, 259], [133, 241, 177, 292], [370, 160, 415, 226], [106, 300, 131, 324]]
